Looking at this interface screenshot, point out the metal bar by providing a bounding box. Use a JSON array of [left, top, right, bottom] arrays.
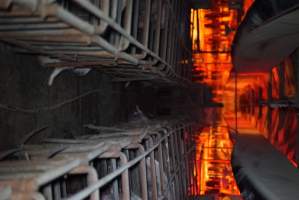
[[70, 165, 99, 200], [111, 159, 120, 200], [71, 0, 191, 83], [0, 120, 197, 200], [53, 181, 61, 200], [157, 138, 165, 194], [52, 5, 140, 65], [3, 0, 193, 84], [65, 129, 176, 200], [119, 153, 130, 200], [126, 144, 148, 200], [147, 137, 158, 200], [36, 159, 81, 186], [100, 151, 130, 200], [42, 186, 52, 200], [71, 0, 160, 64]]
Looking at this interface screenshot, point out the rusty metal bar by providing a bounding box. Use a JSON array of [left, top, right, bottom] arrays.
[[147, 136, 158, 200], [0, 0, 193, 84], [100, 150, 130, 200], [126, 144, 148, 200], [70, 165, 99, 200], [150, 132, 165, 194], [0, 121, 197, 200], [111, 158, 120, 200], [65, 126, 192, 200]]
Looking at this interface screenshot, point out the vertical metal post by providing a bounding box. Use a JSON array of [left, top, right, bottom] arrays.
[[100, 151, 130, 200], [137, 146, 148, 200], [148, 137, 158, 200], [42, 185, 52, 200], [150, 132, 165, 195], [111, 159, 120, 200], [126, 144, 148, 200], [278, 63, 285, 99], [293, 50, 299, 165], [119, 153, 130, 200], [70, 165, 99, 200], [235, 71, 238, 133], [53, 181, 61, 200], [268, 70, 273, 103]]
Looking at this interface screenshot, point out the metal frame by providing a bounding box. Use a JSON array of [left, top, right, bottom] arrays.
[[0, 119, 199, 200], [0, 0, 193, 84]]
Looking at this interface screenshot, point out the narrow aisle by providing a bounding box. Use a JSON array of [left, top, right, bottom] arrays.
[[236, 106, 298, 167]]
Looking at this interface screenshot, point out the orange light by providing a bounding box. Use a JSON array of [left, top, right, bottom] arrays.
[[191, 0, 298, 197], [189, 120, 241, 197], [191, 0, 254, 104], [190, 1, 258, 198]]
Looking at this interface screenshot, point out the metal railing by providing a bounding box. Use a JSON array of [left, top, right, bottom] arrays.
[[0, 119, 199, 200], [0, 0, 193, 84]]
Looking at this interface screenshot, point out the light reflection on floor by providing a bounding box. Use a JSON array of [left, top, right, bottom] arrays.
[[192, 105, 299, 199], [237, 106, 298, 167], [190, 105, 299, 198]]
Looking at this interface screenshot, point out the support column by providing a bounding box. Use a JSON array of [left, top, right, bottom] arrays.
[[278, 63, 285, 100], [293, 49, 299, 165], [258, 87, 263, 105], [267, 71, 273, 104], [267, 70, 273, 140]]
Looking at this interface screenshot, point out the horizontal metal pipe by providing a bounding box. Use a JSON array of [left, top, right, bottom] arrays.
[[36, 159, 81, 186], [0, 17, 58, 24], [11, 0, 140, 65], [9, 0, 192, 84], [0, 123, 194, 200], [70, 0, 189, 82], [0, 23, 69, 31], [71, 0, 162, 63], [12, 0, 37, 11], [52, 5, 140, 65]]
